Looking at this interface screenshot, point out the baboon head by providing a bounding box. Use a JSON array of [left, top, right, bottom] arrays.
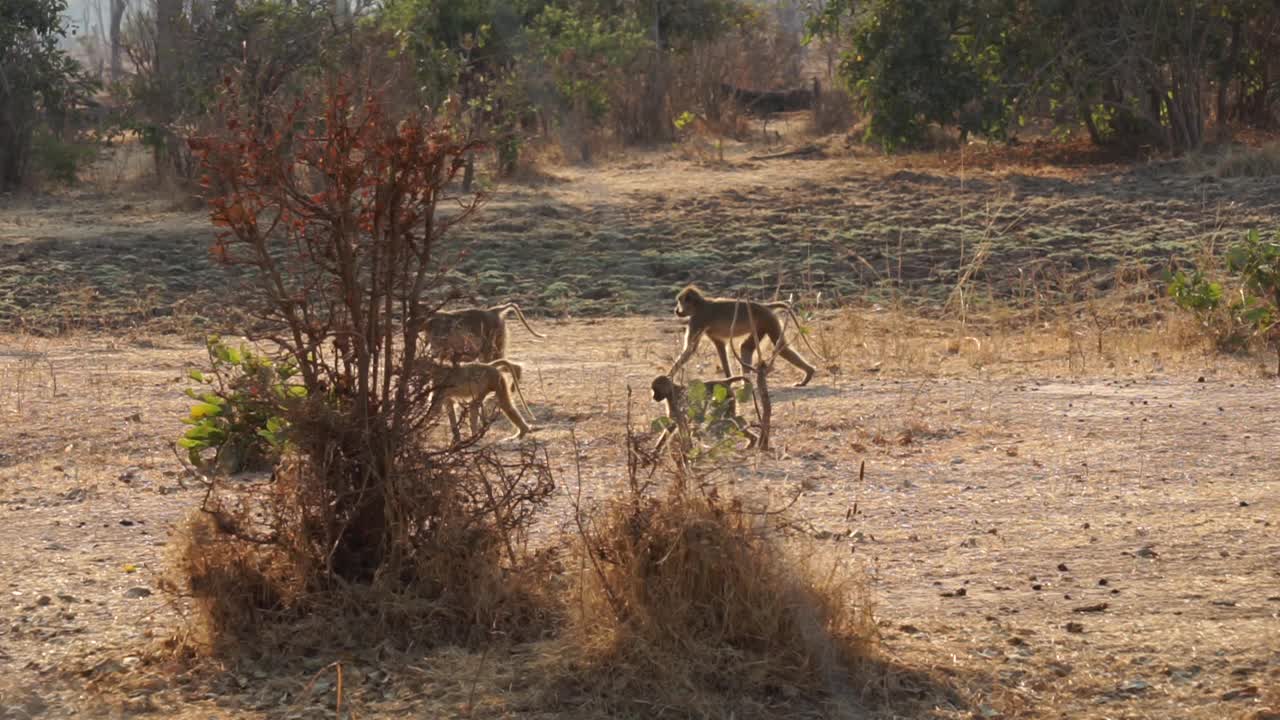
[[651, 375, 675, 402], [674, 285, 705, 318]]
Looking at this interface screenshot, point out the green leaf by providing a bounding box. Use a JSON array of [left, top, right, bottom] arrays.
[[188, 370, 206, 382], [189, 402, 223, 420], [711, 384, 729, 404]]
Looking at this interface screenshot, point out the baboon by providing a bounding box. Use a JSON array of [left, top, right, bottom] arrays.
[[425, 358, 534, 441], [424, 302, 546, 362], [651, 374, 759, 451], [668, 285, 816, 387]]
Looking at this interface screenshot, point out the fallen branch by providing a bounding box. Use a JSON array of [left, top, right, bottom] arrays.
[[748, 144, 823, 161]]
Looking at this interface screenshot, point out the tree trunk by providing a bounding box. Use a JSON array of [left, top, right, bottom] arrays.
[[109, 0, 126, 83]]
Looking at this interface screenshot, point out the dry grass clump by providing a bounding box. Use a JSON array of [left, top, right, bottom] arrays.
[[811, 88, 856, 136], [1210, 142, 1280, 177], [1185, 142, 1280, 178], [165, 443, 558, 659], [553, 461, 878, 718]]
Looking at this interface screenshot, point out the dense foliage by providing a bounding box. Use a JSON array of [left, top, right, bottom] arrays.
[[0, 0, 97, 190], [809, 0, 1280, 151]]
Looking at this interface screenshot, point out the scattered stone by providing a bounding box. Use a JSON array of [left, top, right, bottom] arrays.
[[1072, 603, 1109, 613], [1098, 578, 1109, 586], [1211, 599, 1237, 607], [898, 624, 921, 634], [941, 587, 967, 598], [1135, 546, 1159, 559], [36, 595, 52, 607], [1239, 500, 1250, 507], [1064, 622, 1085, 633], [1119, 679, 1151, 694], [1057, 563, 1069, 572], [123, 587, 152, 599]]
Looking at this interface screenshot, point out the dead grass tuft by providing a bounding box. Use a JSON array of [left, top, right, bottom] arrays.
[[1185, 142, 1280, 178], [164, 443, 559, 660], [550, 450, 883, 718], [810, 88, 856, 136]]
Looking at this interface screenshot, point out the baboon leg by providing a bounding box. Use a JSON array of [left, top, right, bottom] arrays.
[[669, 327, 704, 376], [467, 397, 484, 436], [778, 345, 816, 387], [486, 325, 506, 362], [494, 381, 532, 438], [739, 335, 759, 374], [653, 427, 672, 452], [446, 401, 463, 442], [712, 339, 734, 379]]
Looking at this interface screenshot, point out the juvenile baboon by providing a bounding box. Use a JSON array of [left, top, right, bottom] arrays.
[[668, 285, 816, 387], [424, 302, 546, 362], [425, 358, 534, 441], [650, 374, 759, 451]]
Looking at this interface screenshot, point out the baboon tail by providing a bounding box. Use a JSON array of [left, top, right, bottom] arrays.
[[486, 358, 523, 375], [495, 303, 547, 339]]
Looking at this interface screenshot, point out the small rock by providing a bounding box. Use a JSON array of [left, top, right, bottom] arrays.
[[1211, 599, 1237, 607], [1135, 545, 1159, 559], [1098, 578, 1109, 586], [1119, 679, 1151, 694], [1239, 500, 1249, 507], [941, 587, 967, 598], [1031, 583, 1043, 591], [1057, 563, 1069, 572], [1072, 602, 1109, 613], [123, 587, 152, 599], [898, 624, 921, 634], [1064, 622, 1085, 633], [1221, 686, 1259, 701]]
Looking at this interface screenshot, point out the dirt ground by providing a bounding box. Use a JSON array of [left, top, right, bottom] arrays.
[[1, 141, 1279, 719]]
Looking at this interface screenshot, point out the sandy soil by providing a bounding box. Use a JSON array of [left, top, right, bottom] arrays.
[[1, 140, 1279, 718], [1, 317, 1277, 719]]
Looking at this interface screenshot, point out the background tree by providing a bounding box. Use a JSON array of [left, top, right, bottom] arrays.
[[0, 0, 98, 191], [809, 0, 1280, 153]]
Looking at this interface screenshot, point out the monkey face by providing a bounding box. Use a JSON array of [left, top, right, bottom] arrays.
[[674, 288, 698, 317]]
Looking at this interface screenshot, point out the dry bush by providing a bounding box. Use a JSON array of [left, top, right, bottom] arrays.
[[810, 87, 856, 136], [167, 443, 557, 657], [164, 73, 559, 659], [553, 437, 878, 717], [1188, 142, 1280, 178]]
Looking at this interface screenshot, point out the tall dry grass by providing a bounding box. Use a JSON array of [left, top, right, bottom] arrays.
[[545, 427, 881, 718]]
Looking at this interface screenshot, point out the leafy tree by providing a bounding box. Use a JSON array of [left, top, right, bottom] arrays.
[[0, 0, 98, 190], [810, 0, 1280, 153]]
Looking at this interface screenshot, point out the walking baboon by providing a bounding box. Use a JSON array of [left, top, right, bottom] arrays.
[[650, 374, 758, 451], [425, 358, 534, 441], [668, 285, 816, 387], [424, 302, 546, 362]]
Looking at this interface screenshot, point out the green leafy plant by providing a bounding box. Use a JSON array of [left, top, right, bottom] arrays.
[[178, 336, 304, 474], [1168, 229, 1280, 369], [651, 379, 755, 459], [1226, 228, 1280, 370]]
